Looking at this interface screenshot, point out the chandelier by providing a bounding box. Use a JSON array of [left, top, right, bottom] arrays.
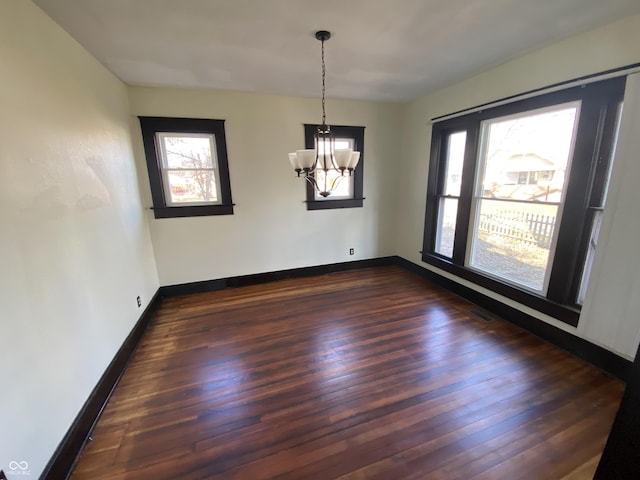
[[288, 30, 360, 197]]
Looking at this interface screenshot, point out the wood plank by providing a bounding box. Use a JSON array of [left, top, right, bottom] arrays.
[[70, 266, 623, 479]]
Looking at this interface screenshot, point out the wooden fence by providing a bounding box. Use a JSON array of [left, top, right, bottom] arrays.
[[478, 210, 556, 248]]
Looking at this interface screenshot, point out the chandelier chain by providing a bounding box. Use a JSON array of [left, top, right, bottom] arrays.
[[321, 37, 326, 125], [288, 30, 360, 198]]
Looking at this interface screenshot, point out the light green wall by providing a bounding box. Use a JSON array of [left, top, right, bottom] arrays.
[[579, 73, 640, 358], [129, 87, 403, 285], [396, 14, 640, 357], [0, 0, 159, 475]]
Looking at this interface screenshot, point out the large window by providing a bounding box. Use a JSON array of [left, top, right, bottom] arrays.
[[139, 117, 234, 218], [303, 124, 365, 210], [423, 77, 625, 325]]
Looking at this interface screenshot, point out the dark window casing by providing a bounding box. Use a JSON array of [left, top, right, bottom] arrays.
[[422, 77, 625, 326], [139, 116, 234, 218], [303, 124, 365, 210]]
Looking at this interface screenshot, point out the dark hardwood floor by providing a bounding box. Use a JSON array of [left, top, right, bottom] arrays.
[[70, 266, 624, 479]]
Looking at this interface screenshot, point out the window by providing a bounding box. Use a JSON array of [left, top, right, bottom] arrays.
[[434, 130, 466, 257], [468, 102, 580, 294], [422, 77, 625, 325], [314, 137, 355, 200], [139, 117, 234, 218], [303, 124, 365, 210]]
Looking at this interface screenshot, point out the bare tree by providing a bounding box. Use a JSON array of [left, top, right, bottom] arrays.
[[165, 137, 216, 201]]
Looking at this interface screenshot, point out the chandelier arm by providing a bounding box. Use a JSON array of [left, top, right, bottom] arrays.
[[303, 173, 326, 196], [329, 132, 338, 170], [304, 165, 336, 198], [313, 163, 329, 196], [315, 125, 340, 172], [303, 173, 318, 189], [329, 172, 346, 191], [323, 165, 331, 195]]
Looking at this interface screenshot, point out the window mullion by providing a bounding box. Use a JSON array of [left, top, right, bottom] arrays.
[[452, 124, 479, 265], [422, 126, 446, 257]]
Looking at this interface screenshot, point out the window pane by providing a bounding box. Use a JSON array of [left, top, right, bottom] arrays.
[[166, 170, 219, 204], [443, 131, 466, 196], [469, 199, 557, 291], [318, 138, 352, 154], [577, 211, 603, 304], [315, 169, 353, 198], [159, 133, 216, 169], [435, 197, 458, 258], [467, 103, 579, 292], [478, 103, 578, 201], [315, 138, 355, 200]]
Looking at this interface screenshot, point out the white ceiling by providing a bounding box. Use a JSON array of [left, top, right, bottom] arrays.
[[34, 0, 640, 102]]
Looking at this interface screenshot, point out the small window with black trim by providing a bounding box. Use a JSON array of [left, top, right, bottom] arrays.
[[303, 124, 365, 210], [139, 117, 234, 218]]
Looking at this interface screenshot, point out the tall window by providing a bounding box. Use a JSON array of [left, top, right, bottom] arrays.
[[434, 131, 466, 257], [303, 124, 365, 210], [139, 117, 234, 218], [422, 77, 625, 325], [468, 102, 580, 293]]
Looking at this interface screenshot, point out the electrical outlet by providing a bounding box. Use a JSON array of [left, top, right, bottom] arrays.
[[137, 296, 142, 308], [349, 248, 354, 255]]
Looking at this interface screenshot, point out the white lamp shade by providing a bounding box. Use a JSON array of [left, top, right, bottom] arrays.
[[296, 149, 316, 169], [288, 152, 301, 170], [334, 148, 353, 169], [348, 151, 361, 169]]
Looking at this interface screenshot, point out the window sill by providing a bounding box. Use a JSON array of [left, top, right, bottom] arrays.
[[421, 253, 580, 326], [306, 198, 365, 210], [152, 204, 234, 218]]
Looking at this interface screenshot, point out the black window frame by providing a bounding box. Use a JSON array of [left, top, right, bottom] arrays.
[[422, 77, 625, 326], [303, 124, 365, 210], [138, 116, 234, 218]]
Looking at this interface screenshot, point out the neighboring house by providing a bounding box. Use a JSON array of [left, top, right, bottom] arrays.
[[488, 153, 564, 202], [504, 153, 558, 185]]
